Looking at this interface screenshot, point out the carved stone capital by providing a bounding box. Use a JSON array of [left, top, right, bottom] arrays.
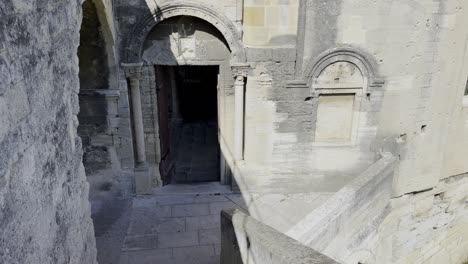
[[122, 62, 144, 79], [231, 63, 250, 79]]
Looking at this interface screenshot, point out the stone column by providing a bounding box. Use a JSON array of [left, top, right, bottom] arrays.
[[122, 62, 152, 194], [232, 64, 250, 161], [122, 62, 146, 166]]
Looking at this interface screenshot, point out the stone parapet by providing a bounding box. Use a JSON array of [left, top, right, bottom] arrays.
[[221, 209, 340, 264]]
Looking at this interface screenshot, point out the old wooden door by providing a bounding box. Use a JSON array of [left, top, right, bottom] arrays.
[[155, 66, 174, 185]]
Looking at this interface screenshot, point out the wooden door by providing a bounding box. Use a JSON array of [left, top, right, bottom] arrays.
[[155, 66, 174, 185]]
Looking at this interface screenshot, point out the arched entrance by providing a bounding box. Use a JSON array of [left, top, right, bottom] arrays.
[[122, 2, 248, 191], [145, 16, 233, 185]]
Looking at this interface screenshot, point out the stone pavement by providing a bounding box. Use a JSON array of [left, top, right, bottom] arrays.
[[104, 182, 333, 264], [119, 183, 243, 264]]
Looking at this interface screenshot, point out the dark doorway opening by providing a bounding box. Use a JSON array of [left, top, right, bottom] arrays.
[[156, 65, 220, 185]]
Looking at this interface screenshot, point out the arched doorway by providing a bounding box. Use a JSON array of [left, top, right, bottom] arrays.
[[142, 16, 233, 185]]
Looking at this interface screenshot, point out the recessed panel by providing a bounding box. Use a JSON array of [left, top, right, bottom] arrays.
[[315, 94, 355, 142]]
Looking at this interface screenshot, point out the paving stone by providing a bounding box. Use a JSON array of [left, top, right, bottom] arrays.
[[158, 231, 199, 248], [132, 197, 156, 208], [199, 228, 220, 245], [96, 236, 124, 264], [132, 205, 172, 218], [193, 194, 229, 203], [122, 234, 158, 251], [186, 215, 220, 231], [172, 203, 210, 217], [127, 217, 153, 235], [209, 201, 239, 215], [119, 249, 173, 264], [172, 245, 215, 259], [154, 195, 196, 205], [128, 206, 172, 235], [153, 217, 186, 233], [171, 255, 220, 264]]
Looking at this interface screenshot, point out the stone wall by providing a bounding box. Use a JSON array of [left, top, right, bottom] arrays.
[[297, 0, 468, 196], [369, 173, 468, 264], [0, 0, 97, 263]]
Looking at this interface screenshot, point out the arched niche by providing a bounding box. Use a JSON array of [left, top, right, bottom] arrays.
[[305, 47, 384, 144], [305, 47, 383, 89], [123, 1, 246, 64]]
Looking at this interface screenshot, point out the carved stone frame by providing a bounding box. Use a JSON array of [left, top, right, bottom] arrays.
[[305, 47, 384, 146]]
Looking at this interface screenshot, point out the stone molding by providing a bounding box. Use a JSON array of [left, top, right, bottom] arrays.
[[124, 1, 246, 64], [304, 46, 385, 88], [285, 79, 309, 89]]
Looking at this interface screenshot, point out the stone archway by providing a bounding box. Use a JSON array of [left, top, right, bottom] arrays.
[[121, 6, 249, 192], [123, 1, 246, 64]]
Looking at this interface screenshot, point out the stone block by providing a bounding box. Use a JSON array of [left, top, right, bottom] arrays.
[[119, 249, 172, 264], [153, 217, 186, 233], [90, 135, 113, 146], [122, 234, 158, 251], [246, 47, 272, 62], [272, 47, 297, 62], [199, 228, 221, 245], [172, 245, 215, 259], [154, 195, 196, 205], [186, 215, 221, 231], [158, 231, 199, 248], [244, 7, 265, 27], [135, 168, 152, 195], [172, 204, 210, 217]]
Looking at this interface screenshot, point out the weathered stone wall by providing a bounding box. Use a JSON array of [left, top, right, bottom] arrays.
[[320, 173, 468, 264], [0, 0, 97, 263], [297, 0, 468, 196], [367, 173, 468, 264], [281, 0, 468, 262]]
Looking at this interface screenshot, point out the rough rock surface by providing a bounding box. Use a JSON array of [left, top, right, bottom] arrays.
[[0, 1, 97, 263]]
